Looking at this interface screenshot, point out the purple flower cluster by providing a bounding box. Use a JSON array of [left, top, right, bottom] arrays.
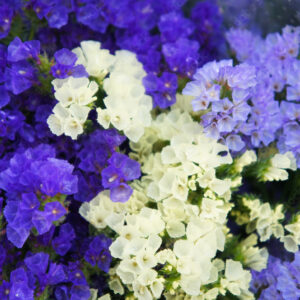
[[251, 252, 300, 299], [0, 144, 77, 247], [183, 60, 258, 152], [226, 26, 300, 164], [182, 25, 300, 162], [76, 129, 140, 203], [0, 250, 97, 300], [0, 0, 224, 109]]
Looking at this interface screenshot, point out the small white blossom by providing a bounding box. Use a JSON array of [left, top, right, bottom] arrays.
[[262, 152, 297, 181]]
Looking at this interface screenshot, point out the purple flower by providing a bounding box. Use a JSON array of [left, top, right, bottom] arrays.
[[110, 183, 133, 203], [6, 225, 30, 248], [226, 134, 245, 151], [76, 3, 108, 33], [7, 37, 40, 62], [0, 85, 10, 108], [51, 48, 88, 79], [5, 61, 36, 95], [101, 166, 121, 188], [52, 223, 75, 256], [0, 5, 13, 39], [47, 262, 67, 285], [44, 201, 67, 222], [24, 252, 49, 275], [0, 280, 11, 300], [162, 38, 200, 77], [84, 235, 112, 272], [251, 253, 300, 299], [226, 28, 262, 62], [158, 12, 194, 43], [32, 210, 53, 235], [102, 152, 140, 192], [220, 63, 257, 90], [70, 285, 90, 300]]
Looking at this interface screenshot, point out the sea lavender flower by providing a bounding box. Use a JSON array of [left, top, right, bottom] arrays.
[[226, 25, 300, 164], [251, 253, 300, 299], [101, 152, 141, 202], [0, 144, 77, 247], [183, 60, 258, 151], [51, 48, 88, 79], [52, 223, 76, 256], [0, 5, 13, 39], [84, 235, 112, 272]]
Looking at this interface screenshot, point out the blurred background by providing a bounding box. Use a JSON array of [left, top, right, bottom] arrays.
[[219, 0, 300, 35]]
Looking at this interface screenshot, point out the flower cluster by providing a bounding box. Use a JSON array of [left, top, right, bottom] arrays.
[[0, 144, 77, 247], [79, 95, 298, 299], [226, 26, 300, 165], [0, 1, 299, 300]]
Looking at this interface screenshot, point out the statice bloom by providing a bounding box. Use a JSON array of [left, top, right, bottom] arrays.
[[226, 26, 300, 164], [84, 235, 112, 273], [75, 129, 127, 202], [143, 72, 178, 108], [102, 152, 141, 202], [0, 110, 25, 140], [31, 0, 72, 29], [0, 250, 92, 300], [0, 144, 77, 247], [0, 4, 13, 39], [162, 37, 200, 77], [191, 0, 225, 64], [52, 223, 76, 255], [51, 48, 88, 79], [251, 252, 300, 299], [4, 37, 41, 95], [183, 60, 258, 151]]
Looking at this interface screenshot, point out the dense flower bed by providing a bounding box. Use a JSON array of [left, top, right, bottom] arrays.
[[0, 1, 299, 299]]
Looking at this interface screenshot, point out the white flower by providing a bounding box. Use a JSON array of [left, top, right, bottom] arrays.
[[132, 282, 152, 300], [281, 215, 300, 252], [53, 77, 98, 107], [48, 76, 98, 139], [262, 152, 297, 181], [150, 279, 164, 299], [156, 249, 177, 266], [197, 169, 231, 196], [240, 234, 269, 271], [222, 260, 251, 296], [73, 40, 116, 79], [108, 278, 124, 295], [47, 103, 70, 136], [166, 220, 185, 238], [113, 50, 146, 80], [136, 269, 157, 286], [235, 150, 257, 172], [98, 294, 111, 300], [180, 274, 202, 296], [243, 198, 285, 242]]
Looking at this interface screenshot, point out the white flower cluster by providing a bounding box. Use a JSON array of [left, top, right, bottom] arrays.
[[133, 108, 233, 202], [238, 234, 268, 271], [238, 196, 300, 253], [47, 77, 98, 139], [48, 41, 152, 142], [97, 50, 152, 142], [80, 95, 262, 299], [242, 198, 285, 242]]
